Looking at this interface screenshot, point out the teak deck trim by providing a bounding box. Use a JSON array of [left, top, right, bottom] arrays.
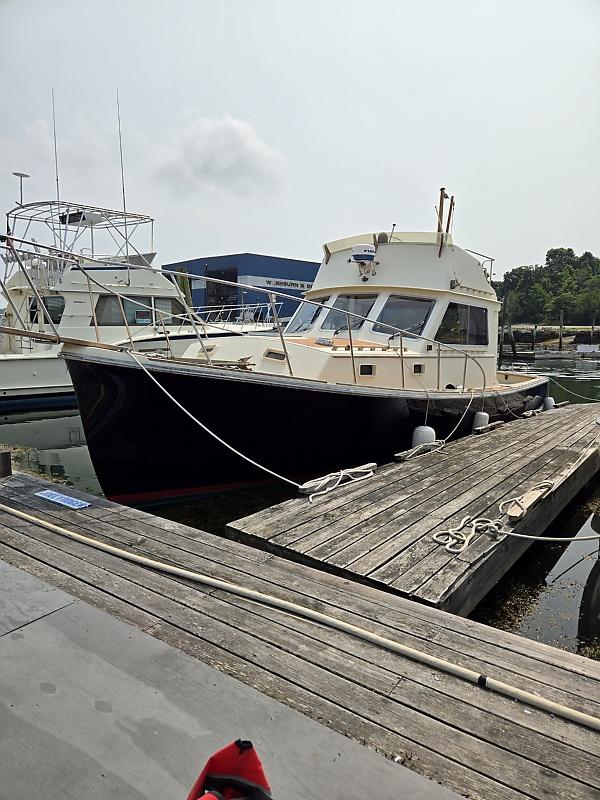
[[0, 473, 599, 800], [229, 404, 600, 614]]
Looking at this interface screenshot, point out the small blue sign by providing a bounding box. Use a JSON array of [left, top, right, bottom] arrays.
[[35, 489, 90, 509]]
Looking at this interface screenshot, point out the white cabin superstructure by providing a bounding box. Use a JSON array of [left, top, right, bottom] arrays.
[[180, 230, 517, 394], [0, 257, 196, 352]]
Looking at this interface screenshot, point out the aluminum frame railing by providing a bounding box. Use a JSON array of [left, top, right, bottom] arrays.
[[193, 301, 282, 325]]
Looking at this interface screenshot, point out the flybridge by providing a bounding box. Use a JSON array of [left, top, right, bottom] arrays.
[[5, 200, 155, 266], [312, 231, 496, 298], [8, 200, 152, 228], [324, 231, 455, 256]]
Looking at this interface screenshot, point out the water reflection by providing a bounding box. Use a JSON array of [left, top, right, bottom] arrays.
[[501, 357, 600, 402], [0, 410, 101, 496], [579, 544, 600, 645]]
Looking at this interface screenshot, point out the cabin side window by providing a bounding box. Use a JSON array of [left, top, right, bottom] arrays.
[[154, 297, 188, 326], [94, 296, 152, 326], [321, 294, 377, 332], [123, 297, 153, 325], [372, 295, 435, 337], [285, 297, 329, 333], [435, 303, 488, 345], [28, 296, 65, 325]]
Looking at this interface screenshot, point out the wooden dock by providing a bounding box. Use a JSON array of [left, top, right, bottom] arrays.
[[229, 403, 600, 614], [1, 472, 600, 799]]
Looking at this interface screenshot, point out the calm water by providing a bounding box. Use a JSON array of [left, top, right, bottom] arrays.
[[1, 356, 599, 659]]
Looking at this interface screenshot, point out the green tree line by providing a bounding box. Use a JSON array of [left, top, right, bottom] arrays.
[[492, 248, 600, 325]]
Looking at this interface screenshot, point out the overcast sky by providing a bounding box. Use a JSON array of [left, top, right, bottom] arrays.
[[1, 0, 598, 276]]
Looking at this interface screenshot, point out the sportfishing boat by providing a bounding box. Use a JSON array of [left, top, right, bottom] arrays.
[[61, 195, 549, 503], [0, 200, 274, 410]]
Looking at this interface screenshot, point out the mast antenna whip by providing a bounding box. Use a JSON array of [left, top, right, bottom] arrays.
[[51, 89, 61, 205], [116, 88, 130, 275], [51, 89, 67, 252]]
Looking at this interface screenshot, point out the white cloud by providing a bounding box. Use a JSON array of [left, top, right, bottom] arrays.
[[0, 109, 287, 220], [6, 119, 111, 176], [155, 111, 288, 195]]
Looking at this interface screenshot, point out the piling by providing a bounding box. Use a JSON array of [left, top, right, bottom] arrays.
[[0, 450, 12, 478]]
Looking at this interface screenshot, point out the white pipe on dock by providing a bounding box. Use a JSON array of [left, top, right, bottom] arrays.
[[1, 500, 599, 733]]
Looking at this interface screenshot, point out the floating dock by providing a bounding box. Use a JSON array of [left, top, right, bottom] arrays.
[[1, 472, 600, 799], [229, 403, 600, 614]]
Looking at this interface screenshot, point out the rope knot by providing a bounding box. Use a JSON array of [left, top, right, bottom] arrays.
[[299, 463, 377, 502]]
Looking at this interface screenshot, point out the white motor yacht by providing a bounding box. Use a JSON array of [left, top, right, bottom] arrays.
[[0, 200, 273, 410]]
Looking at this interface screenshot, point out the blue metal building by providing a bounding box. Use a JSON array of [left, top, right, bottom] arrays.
[[165, 253, 319, 318]]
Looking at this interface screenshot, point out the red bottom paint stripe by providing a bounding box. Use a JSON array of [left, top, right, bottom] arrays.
[[108, 478, 275, 505]]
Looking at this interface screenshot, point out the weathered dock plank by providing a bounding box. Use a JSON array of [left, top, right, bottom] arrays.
[[228, 404, 600, 614], [0, 473, 600, 799]]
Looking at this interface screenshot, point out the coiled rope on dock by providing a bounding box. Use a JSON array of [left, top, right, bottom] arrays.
[[432, 424, 600, 553], [0, 500, 599, 733], [435, 513, 600, 553]]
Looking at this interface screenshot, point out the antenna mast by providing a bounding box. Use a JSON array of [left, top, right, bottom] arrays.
[[51, 89, 61, 205], [116, 89, 130, 277], [51, 89, 67, 253]]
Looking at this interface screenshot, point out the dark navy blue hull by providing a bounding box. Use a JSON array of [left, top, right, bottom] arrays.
[[65, 355, 549, 505]]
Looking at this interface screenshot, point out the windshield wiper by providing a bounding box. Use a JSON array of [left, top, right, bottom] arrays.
[[387, 319, 425, 342]]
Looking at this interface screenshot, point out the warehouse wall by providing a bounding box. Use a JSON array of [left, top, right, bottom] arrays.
[[164, 253, 319, 317]]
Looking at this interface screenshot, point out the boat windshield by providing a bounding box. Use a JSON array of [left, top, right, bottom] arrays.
[[285, 296, 329, 333], [321, 295, 377, 332], [372, 295, 435, 337]]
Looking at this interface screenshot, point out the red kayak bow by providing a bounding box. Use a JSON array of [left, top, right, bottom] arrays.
[[187, 739, 272, 800]]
